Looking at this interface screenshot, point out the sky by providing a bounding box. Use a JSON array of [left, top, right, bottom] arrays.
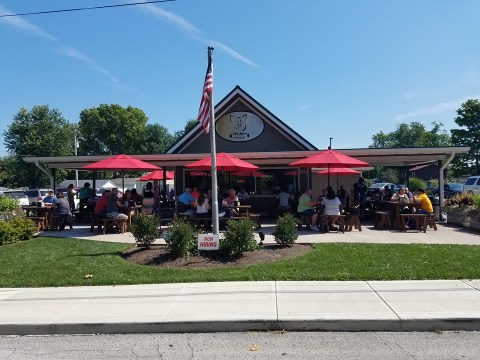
[[1, 0, 480, 156]]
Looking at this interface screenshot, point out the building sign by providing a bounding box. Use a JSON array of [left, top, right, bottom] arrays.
[[198, 234, 219, 250], [216, 112, 264, 142]]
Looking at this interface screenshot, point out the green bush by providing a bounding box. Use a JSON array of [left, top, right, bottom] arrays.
[[0, 217, 36, 245], [408, 177, 426, 192], [220, 219, 257, 256], [131, 214, 160, 248], [164, 220, 197, 257], [272, 213, 298, 246], [0, 196, 17, 213]]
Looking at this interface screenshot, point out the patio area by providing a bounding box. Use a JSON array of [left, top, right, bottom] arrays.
[[37, 220, 480, 246]]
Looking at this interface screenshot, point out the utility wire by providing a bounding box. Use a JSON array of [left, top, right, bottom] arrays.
[[0, 0, 175, 18]]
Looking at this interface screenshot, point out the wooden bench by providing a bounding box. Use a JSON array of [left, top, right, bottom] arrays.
[[399, 214, 428, 232], [319, 214, 345, 233], [375, 211, 392, 229], [345, 214, 362, 232], [49, 215, 71, 230], [25, 216, 46, 232], [102, 218, 127, 235], [248, 213, 261, 229], [296, 214, 313, 230], [90, 214, 105, 232], [424, 214, 437, 231]]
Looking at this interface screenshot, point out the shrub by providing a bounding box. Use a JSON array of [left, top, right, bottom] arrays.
[[164, 220, 197, 257], [220, 219, 257, 256], [408, 177, 426, 192], [0, 217, 36, 245], [131, 214, 160, 248], [0, 196, 20, 221], [272, 213, 298, 247]]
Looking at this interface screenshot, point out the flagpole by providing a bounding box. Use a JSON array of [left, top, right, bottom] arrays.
[[207, 47, 219, 235]]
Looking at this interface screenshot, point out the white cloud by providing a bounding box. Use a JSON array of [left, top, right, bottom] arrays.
[[392, 95, 480, 122], [136, 1, 259, 68], [293, 103, 315, 113], [0, 4, 56, 41], [404, 90, 418, 100], [0, 4, 125, 86]]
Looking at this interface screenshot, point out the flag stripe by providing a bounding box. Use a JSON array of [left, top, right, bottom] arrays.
[[198, 56, 213, 134]]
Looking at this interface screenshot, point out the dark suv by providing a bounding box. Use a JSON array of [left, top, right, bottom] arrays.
[[432, 183, 463, 198]]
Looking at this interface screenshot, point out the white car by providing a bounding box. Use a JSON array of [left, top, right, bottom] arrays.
[[2, 190, 29, 206], [463, 176, 480, 194]]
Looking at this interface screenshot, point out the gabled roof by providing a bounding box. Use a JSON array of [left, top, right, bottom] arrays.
[[167, 85, 317, 154]]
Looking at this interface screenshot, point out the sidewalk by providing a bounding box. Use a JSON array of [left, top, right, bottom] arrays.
[[1, 280, 480, 335]]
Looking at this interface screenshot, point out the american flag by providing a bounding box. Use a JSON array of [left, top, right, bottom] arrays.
[[198, 51, 213, 134]]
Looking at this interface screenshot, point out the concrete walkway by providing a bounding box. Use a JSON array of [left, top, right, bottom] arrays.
[[1, 280, 479, 335], [1, 220, 479, 335]]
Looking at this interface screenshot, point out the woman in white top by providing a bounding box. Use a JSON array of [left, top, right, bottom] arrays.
[[194, 190, 210, 218], [321, 189, 341, 215]]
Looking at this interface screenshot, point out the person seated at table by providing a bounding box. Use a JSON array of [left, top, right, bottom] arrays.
[[237, 187, 250, 203], [142, 182, 155, 215], [43, 190, 57, 205], [94, 190, 111, 218], [178, 188, 195, 211], [53, 192, 73, 229], [130, 188, 142, 205], [337, 185, 348, 205], [105, 188, 128, 219], [122, 189, 133, 207], [390, 186, 411, 214], [194, 189, 210, 218], [297, 188, 320, 231], [317, 188, 327, 202], [405, 187, 414, 200], [222, 188, 239, 217], [191, 186, 200, 200], [383, 187, 393, 201], [321, 189, 342, 230], [78, 182, 91, 212], [414, 188, 433, 215]]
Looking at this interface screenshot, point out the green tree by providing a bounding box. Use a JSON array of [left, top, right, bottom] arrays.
[[142, 123, 175, 154], [450, 99, 480, 176], [2, 106, 73, 188], [370, 121, 451, 148], [78, 104, 149, 155], [173, 119, 198, 141]]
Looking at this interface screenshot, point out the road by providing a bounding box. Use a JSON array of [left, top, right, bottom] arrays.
[[1, 331, 479, 359]]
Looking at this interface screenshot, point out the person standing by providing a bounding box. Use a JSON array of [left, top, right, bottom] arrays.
[[78, 182, 91, 212], [67, 184, 76, 213]]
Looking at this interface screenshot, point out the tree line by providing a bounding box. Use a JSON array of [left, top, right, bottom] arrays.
[[1, 100, 479, 189]]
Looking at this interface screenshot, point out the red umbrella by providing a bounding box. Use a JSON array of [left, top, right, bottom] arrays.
[[188, 171, 208, 176], [185, 152, 259, 172], [139, 170, 174, 181], [289, 149, 369, 187], [231, 170, 266, 177], [82, 154, 160, 191]]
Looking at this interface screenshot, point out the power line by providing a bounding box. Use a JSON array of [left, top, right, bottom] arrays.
[[0, 0, 176, 18]]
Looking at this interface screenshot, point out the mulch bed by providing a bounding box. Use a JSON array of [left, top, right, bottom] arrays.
[[122, 243, 313, 269]]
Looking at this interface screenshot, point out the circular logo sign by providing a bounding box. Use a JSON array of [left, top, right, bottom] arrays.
[[216, 112, 264, 142]]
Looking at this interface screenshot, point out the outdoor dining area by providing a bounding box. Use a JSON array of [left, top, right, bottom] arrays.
[[21, 148, 438, 237]]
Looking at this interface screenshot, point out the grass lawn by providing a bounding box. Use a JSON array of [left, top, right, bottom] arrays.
[[0, 237, 479, 287]]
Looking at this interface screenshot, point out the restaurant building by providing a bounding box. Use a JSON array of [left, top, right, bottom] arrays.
[[23, 86, 469, 217]]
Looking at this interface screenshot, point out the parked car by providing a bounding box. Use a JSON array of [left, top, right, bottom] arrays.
[[463, 176, 480, 195], [2, 190, 29, 206], [432, 183, 464, 198], [24, 188, 52, 206], [365, 182, 396, 201]]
